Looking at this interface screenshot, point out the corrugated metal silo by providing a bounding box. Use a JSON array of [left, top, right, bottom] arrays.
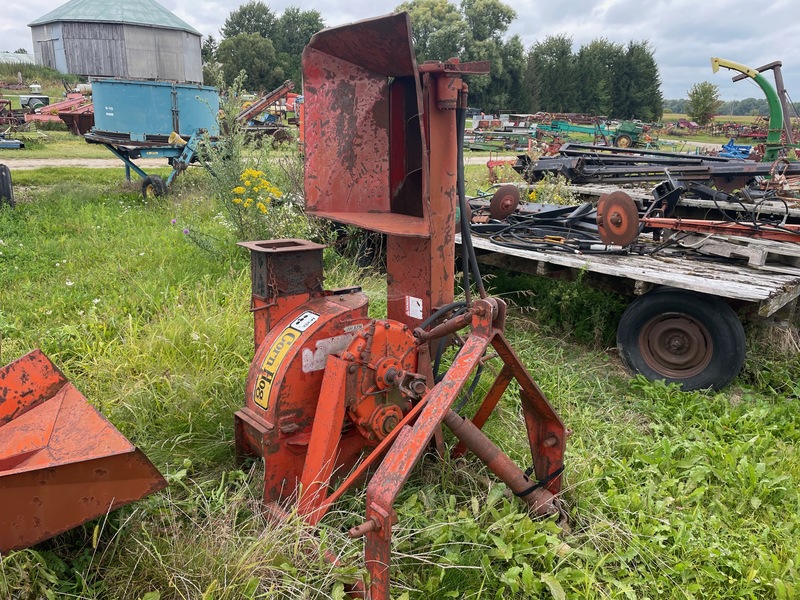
[[28, 0, 203, 83]]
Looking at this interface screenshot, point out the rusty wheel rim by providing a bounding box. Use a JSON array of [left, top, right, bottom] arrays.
[[638, 313, 713, 378], [616, 134, 632, 148]]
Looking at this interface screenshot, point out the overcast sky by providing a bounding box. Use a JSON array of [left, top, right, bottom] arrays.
[[3, 0, 798, 100]]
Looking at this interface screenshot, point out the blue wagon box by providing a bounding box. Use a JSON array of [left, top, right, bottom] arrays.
[[90, 78, 219, 141]]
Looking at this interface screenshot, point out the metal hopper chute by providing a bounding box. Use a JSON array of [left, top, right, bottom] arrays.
[[0, 349, 167, 552]]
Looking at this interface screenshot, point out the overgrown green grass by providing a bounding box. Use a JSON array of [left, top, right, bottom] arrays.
[[0, 131, 115, 160], [1, 169, 799, 599], [0, 63, 81, 99]]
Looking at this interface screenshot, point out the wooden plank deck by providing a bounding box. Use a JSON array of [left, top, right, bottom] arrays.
[[459, 234, 800, 317]]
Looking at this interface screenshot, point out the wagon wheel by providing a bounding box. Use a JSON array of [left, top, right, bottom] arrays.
[[614, 133, 633, 148], [142, 175, 167, 200], [617, 288, 745, 390]]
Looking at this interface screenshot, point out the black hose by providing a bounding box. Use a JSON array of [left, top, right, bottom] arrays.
[[456, 105, 486, 299], [419, 300, 468, 331], [431, 306, 469, 383], [453, 364, 484, 413]]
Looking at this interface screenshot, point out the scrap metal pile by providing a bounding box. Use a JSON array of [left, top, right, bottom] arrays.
[[469, 184, 623, 254], [513, 143, 800, 192], [470, 174, 800, 257]]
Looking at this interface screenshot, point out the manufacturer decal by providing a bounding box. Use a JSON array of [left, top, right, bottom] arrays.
[[253, 311, 318, 409], [405, 295, 424, 320]]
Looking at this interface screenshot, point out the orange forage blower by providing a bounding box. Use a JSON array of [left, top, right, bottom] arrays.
[[234, 13, 567, 599]]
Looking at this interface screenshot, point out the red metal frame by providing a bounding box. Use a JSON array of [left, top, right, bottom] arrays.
[[643, 217, 800, 243], [235, 13, 567, 600], [359, 299, 564, 596]]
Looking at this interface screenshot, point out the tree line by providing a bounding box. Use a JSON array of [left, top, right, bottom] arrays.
[[204, 0, 664, 121], [666, 96, 800, 118], [202, 1, 324, 92]]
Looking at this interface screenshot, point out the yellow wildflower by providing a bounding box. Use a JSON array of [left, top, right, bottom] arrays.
[[232, 197, 243, 204], [233, 186, 245, 195], [244, 198, 253, 207], [242, 168, 264, 180]]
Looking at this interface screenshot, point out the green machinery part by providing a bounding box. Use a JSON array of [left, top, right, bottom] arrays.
[[711, 57, 783, 161]]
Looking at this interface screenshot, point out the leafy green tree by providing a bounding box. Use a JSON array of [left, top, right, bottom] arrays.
[[201, 35, 218, 63], [217, 33, 284, 92], [221, 1, 277, 39], [271, 8, 325, 84], [460, 36, 504, 111], [608, 41, 662, 121], [686, 81, 723, 125], [520, 47, 539, 113], [14, 48, 28, 54], [461, 0, 514, 42], [737, 97, 767, 116], [273, 8, 324, 56], [396, 0, 519, 112], [624, 41, 663, 121], [575, 39, 622, 116], [396, 0, 464, 60], [529, 35, 578, 113], [663, 98, 687, 114], [497, 35, 527, 112]]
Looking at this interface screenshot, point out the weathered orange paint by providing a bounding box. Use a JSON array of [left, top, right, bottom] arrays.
[[0, 350, 167, 552], [234, 13, 567, 600]]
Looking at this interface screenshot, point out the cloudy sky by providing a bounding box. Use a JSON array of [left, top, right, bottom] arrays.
[[3, 0, 798, 100]]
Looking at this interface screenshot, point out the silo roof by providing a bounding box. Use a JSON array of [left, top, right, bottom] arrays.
[[28, 0, 201, 35]]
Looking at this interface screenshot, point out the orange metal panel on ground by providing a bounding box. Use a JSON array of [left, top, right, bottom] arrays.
[[0, 350, 167, 552]]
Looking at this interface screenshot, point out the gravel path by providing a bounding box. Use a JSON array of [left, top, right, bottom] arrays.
[[0, 157, 167, 170]]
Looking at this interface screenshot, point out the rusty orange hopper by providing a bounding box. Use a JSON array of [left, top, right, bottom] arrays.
[[0, 349, 167, 553]]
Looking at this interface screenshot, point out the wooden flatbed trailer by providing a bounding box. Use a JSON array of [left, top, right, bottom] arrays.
[[458, 184, 800, 391]]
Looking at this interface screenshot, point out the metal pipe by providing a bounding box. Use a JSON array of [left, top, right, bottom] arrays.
[[443, 409, 558, 516]]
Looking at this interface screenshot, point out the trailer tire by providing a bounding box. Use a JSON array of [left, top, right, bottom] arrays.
[[0, 164, 14, 208], [142, 175, 167, 199], [614, 133, 633, 148], [617, 288, 745, 390]]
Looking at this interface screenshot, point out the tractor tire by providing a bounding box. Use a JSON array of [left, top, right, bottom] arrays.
[[142, 175, 167, 200], [614, 133, 633, 148], [272, 128, 293, 144], [617, 287, 745, 390], [0, 164, 14, 208]]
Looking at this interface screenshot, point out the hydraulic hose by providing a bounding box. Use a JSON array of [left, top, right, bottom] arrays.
[[456, 105, 486, 299]]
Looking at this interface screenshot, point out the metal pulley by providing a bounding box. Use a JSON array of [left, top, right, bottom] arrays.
[[489, 185, 520, 220], [596, 190, 640, 246]]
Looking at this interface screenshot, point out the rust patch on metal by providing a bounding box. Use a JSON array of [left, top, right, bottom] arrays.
[[0, 351, 166, 552]]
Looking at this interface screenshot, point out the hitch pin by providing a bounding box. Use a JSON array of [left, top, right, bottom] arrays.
[[348, 518, 381, 538]]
